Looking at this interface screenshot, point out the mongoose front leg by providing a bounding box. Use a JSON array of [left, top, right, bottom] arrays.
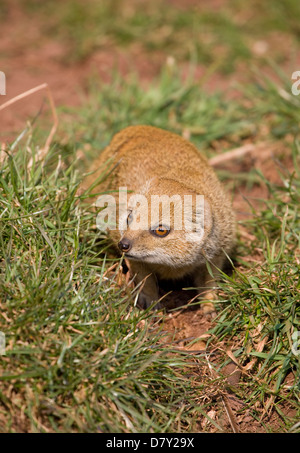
[[128, 261, 160, 309]]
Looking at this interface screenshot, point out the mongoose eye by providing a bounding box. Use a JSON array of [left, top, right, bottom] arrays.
[[151, 225, 170, 238], [127, 211, 133, 227]]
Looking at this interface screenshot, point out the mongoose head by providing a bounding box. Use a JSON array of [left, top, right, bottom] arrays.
[[117, 178, 213, 267]]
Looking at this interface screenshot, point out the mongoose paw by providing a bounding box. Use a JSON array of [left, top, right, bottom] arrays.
[[137, 292, 162, 310], [201, 291, 217, 319]]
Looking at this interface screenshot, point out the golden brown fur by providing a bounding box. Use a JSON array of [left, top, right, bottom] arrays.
[[82, 125, 235, 310]]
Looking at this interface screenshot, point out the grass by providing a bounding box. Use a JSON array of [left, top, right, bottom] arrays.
[[60, 64, 253, 155], [1, 0, 300, 433], [0, 138, 210, 432], [1, 63, 300, 432], [210, 143, 300, 425]]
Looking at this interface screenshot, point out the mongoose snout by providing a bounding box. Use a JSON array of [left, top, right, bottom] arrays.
[[118, 238, 132, 253]]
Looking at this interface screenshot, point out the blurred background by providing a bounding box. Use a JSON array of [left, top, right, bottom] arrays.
[[1, 0, 299, 134]]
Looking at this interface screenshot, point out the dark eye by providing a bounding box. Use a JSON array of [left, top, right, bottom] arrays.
[[127, 211, 133, 227], [151, 225, 170, 238]]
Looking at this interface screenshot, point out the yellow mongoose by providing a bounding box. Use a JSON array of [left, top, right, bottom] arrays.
[[82, 125, 235, 310]]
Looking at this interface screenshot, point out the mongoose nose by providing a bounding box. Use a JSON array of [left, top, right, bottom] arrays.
[[118, 238, 132, 253]]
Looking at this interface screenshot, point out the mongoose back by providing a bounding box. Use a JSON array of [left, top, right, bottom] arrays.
[[82, 125, 235, 309]]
